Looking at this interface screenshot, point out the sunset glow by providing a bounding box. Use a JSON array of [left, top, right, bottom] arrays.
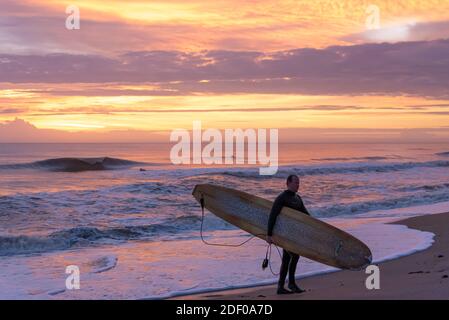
[[1, 0, 449, 141], [3, 1, 449, 302]]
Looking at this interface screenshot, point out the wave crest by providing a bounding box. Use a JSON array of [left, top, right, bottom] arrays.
[[0, 215, 233, 256], [0, 157, 142, 172]]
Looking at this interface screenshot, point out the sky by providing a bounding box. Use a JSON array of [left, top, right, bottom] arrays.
[[1, 0, 449, 142]]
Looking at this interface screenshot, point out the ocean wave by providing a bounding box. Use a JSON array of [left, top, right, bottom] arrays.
[[0, 181, 195, 219], [312, 156, 391, 161], [312, 191, 449, 218], [436, 151, 449, 156], [0, 157, 142, 172], [396, 182, 449, 192], [110, 181, 190, 195], [0, 215, 232, 256], [210, 160, 449, 179]]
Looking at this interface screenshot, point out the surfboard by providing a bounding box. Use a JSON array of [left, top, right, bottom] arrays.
[[192, 184, 372, 270]]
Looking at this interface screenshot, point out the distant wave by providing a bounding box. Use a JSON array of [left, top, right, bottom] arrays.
[[0, 215, 233, 256], [0, 157, 143, 172], [312, 156, 391, 161], [209, 160, 449, 179], [436, 151, 449, 156]]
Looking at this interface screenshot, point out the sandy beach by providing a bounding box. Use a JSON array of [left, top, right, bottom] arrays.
[[172, 212, 449, 300]]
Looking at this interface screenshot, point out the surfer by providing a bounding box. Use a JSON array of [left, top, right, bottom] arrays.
[[267, 174, 310, 294]]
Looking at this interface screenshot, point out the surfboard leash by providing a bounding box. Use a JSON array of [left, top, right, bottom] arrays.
[[199, 194, 282, 276], [263, 243, 282, 276], [199, 194, 258, 247]]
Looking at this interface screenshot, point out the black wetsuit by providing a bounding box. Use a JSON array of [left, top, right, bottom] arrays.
[[267, 190, 310, 287]]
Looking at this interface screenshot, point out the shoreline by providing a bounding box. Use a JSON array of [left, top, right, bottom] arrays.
[[171, 212, 449, 300]]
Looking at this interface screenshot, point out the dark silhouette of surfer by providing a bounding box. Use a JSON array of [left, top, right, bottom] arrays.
[[267, 174, 310, 294]]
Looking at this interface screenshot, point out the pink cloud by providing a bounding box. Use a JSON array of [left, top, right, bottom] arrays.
[[2, 39, 449, 97]]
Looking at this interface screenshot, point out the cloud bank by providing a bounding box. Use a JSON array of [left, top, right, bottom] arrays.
[[2, 39, 449, 98]]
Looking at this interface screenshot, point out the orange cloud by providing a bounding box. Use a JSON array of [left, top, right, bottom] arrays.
[[4, 0, 449, 54], [2, 0, 449, 139]]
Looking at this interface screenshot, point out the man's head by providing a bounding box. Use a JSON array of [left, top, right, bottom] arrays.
[[286, 174, 300, 193]]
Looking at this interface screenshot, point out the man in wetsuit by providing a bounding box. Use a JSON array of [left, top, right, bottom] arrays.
[[267, 174, 310, 294]]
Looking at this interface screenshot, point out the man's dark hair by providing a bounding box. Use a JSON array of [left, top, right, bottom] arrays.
[[286, 174, 299, 184]]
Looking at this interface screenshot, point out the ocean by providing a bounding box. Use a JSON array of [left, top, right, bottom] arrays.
[[0, 143, 448, 299]]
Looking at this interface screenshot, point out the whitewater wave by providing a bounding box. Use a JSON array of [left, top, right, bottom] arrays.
[[0, 215, 233, 256], [312, 190, 449, 218], [207, 160, 449, 179], [312, 156, 394, 161], [0, 181, 194, 218], [88, 255, 118, 273], [4, 189, 447, 256], [0, 157, 143, 172], [110, 181, 189, 195], [396, 182, 449, 192]]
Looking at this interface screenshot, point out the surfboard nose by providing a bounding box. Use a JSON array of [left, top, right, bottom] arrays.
[[193, 183, 204, 194], [192, 184, 209, 203], [192, 184, 199, 196]]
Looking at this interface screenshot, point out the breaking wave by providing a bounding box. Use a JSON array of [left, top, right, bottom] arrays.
[[210, 160, 449, 179], [436, 151, 449, 156], [312, 156, 391, 161], [0, 157, 142, 172]]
